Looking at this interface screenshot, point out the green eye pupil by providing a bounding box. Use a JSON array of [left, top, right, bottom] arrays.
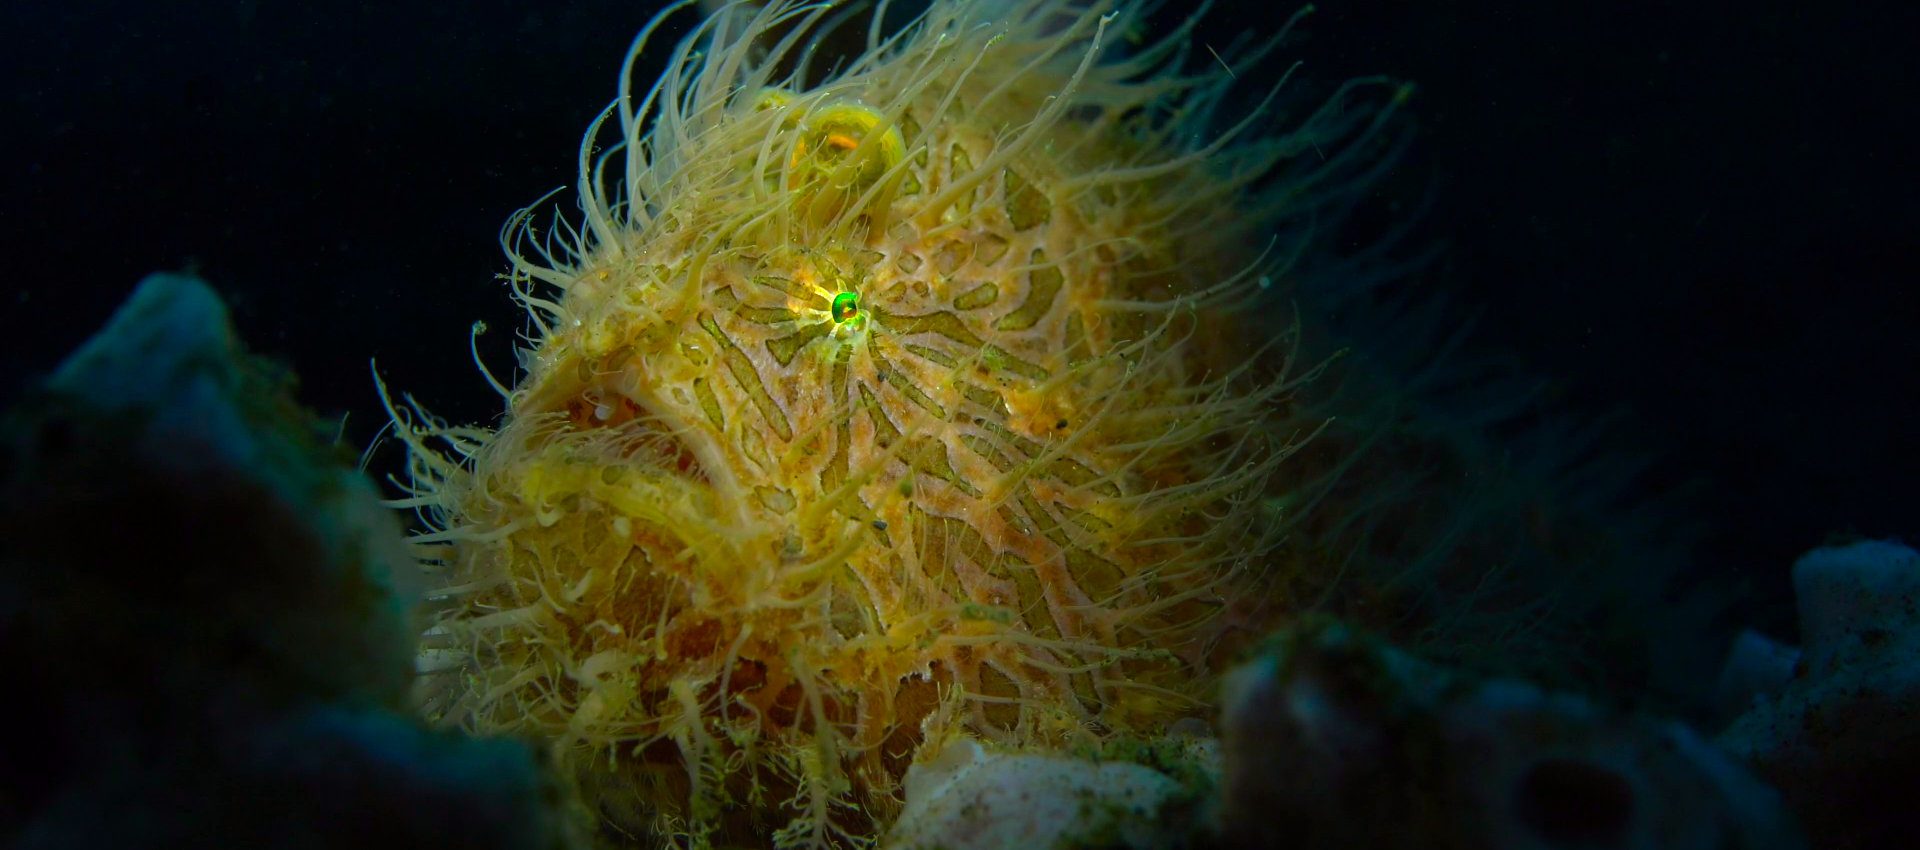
[[831, 291, 860, 322]]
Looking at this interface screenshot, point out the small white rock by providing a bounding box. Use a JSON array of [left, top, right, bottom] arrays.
[[1792, 539, 1920, 675], [884, 738, 1190, 850], [1714, 629, 1802, 722]]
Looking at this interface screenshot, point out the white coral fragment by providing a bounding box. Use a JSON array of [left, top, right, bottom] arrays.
[[884, 738, 1191, 850]]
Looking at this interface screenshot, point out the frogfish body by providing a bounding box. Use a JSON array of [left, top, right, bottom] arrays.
[[387, 0, 1408, 845]]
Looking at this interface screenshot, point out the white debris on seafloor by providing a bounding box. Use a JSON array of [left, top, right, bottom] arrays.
[[882, 736, 1207, 850], [1719, 538, 1920, 757], [1717, 539, 1920, 849], [1714, 629, 1802, 723]]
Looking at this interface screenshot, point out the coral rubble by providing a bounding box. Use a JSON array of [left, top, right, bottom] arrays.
[[1215, 620, 1801, 850], [881, 736, 1210, 850], [0, 274, 573, 849], [1719, 540, 1920, 850]]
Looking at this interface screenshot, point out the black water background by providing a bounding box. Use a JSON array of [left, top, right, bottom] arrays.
[[3, 0, 1913, 648]]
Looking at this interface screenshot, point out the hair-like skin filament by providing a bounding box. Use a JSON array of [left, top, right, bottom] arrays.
[[386, 1, 1409, 845]]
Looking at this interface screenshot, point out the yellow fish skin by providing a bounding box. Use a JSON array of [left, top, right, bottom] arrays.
[[384, 1, 1407, 845]]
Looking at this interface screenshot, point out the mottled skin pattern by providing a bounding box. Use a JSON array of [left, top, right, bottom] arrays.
[[386, 1, 1398, 846]]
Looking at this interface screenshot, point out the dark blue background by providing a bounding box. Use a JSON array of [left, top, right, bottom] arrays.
[[4, 0, 1913, 642]]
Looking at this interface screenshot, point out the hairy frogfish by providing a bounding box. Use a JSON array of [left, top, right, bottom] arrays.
[[384, 0, 1425, 845]]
